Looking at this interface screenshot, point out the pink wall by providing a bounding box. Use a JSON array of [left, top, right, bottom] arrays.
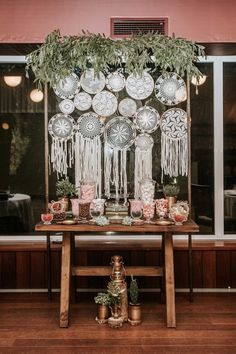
[[0, 0, 236, 43]]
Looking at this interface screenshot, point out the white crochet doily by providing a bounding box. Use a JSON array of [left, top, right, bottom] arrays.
[[106, 71, 125, 92], [105, 116, 136, 150], [161, 108, 187, 139], [92, 90, 118, 117], [48, 114, 75, 140], [77, 112, 104, 139], [126, 72, 154, 100], [135, 133, 154, 151], [80, 69, 105, 94], [134, 106, 160, 133], [59, 99, 75, 115], [53, 73, 80, 99], [118, 98, 137, 117], [74, 92, 92, 111], [155, 72, 187, 106]]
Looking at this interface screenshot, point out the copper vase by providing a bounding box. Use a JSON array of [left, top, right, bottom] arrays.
[[128, 303, 142, 325], [166, 196, 177, 213], [96, 304, 110, 324]]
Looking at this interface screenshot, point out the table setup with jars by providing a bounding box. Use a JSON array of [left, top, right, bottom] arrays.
[[36, 178, 198, 330]]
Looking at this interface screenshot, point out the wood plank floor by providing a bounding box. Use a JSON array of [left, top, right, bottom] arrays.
[[0, 293, 236, 353]]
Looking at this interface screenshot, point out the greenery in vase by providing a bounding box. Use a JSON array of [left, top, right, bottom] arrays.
[[26, 29, 205, 88], [107, 280, 122, 305], [163, 184, 180, 197], [129, 275, 139, 305], [56, 178, 77, 197], [94, 292, 113, 306]]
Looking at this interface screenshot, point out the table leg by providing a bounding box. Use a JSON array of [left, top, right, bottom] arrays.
[[188, 233, 193, 302], [60, 231, 71, 328], [164, 232, 176, 328], [46, 232, 52, 300]]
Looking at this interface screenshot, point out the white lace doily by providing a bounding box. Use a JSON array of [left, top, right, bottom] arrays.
[[155, 72, 187, 106], [59, 99, 75, 114], [105, 116, 136, 150], [74, 92, 92, 111], [118, 98, 137, 117], [161, 108, 187, 139], [53, 73, 80, 99], [135, 133, 154, 151], [134, 106, 160, 133], [106, 71, 125, 92], [126, 72, 154, 100], [92, 90, 118, 117], [80, 69, 105, 94], [48, 114, 75, 140], [77, 112, 104, 139]]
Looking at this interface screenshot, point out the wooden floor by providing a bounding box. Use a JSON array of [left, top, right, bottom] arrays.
[[0, 293, 236, 353]]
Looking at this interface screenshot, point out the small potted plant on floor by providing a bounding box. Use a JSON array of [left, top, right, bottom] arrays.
[[128, 275, 141, 325], [94, 292, 112, 324], [163, 183, 180, 212], [56, 178, 77, 211]]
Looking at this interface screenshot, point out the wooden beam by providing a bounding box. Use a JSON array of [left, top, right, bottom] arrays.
[[71, 266, 163, 277]]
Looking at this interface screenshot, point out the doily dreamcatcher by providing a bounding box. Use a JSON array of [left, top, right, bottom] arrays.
[[155, 72, 187, 106], [92, 90, 118, 117], [59, 99, 75, 115], [80, 69, 105, 94], [106, 71, 126, 92], [74, 92, 92, 111], [104, 117, 136, 200], [160, 108, 188, 177], [126, 72, 154, 100], [118, 98, 137, 117], [53, 73, 80, 99], [75, 112, 104, 197], [134, 133, 154, 198], [134, 106, 160, 133], [48, 113, 76, 176]]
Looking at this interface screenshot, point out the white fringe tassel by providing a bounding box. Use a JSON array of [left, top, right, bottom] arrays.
[[104, 143, 128, 201], [75, 133, 102, 197], [50, 138, 74, 177], [134, 147, 153, 199], [161, 134, 188, 177]]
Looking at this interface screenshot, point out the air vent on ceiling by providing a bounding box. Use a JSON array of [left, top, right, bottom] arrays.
[[111, 18, 168, 38]]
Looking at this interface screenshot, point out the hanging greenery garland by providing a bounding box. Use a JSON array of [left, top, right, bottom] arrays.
[[26, 29, 205, 87]]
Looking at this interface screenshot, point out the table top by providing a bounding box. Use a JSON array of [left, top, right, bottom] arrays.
[[35, 219, 199, 234]]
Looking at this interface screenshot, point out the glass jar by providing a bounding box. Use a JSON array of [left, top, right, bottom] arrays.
[[80, 180, 96, 201], [139, 178, 156, 202], [78, 200, 91, 219], [155, 198, 168, 219], [142, 201, 155, 223], [169, 201, 189, 225], [129, 199, 142, 220]]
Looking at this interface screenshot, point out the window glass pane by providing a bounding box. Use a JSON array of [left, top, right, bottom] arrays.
[[191, 63, 214, 234], [223, 62, 236, 233], [0, 63, 47, 233]]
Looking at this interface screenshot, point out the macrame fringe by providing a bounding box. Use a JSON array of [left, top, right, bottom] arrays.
[[104, 143, 128, 201], [50, 138, 74, 177], [134, 147, 152, 199], [161, 133, 188, 177], [75, 133, 102, 197]]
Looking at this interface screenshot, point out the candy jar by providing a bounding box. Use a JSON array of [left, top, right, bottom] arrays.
[[155, 198, 168, 219], [169, 201, 189, 225], [142, 201, 155, 223], [80, 181, 96, 201], [140, 178, 156, 202], [78, 199, 91, 219], [129, 199, 143, 220], [70, 198, 79, 218]]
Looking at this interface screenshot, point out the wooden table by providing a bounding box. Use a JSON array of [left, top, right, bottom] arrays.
[[35, 220, 199, 328]]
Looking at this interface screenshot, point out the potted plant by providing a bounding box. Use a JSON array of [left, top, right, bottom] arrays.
[[128, 275, 141, 325], [163, 183, 180, 213], [56, 178, 77, 211], [94, 292, 112, 324]]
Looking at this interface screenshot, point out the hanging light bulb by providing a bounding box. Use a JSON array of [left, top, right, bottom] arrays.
[[4, 76, 22, 87], [30, 89, 44, 102], [191, 75, 207, 95]]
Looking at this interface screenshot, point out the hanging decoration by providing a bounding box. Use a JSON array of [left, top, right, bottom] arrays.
[[134, 133, 154, 199], [125, 72, 154, 100], [160, 108, 188, 177], [92, 90, 118, 117], [80, 69, 105, 94], [134, 106, 160, 133], [74, 92, 92, 111], [75, 112, 104, 197], [106, 71, 126, 92], [48, 113, 75, 176], [118, 98, 137, 117], [104, 117, 136, 200], [155, 72, 187, 106], [53, 73, 80, 99], [59, 99, 75, 114]]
